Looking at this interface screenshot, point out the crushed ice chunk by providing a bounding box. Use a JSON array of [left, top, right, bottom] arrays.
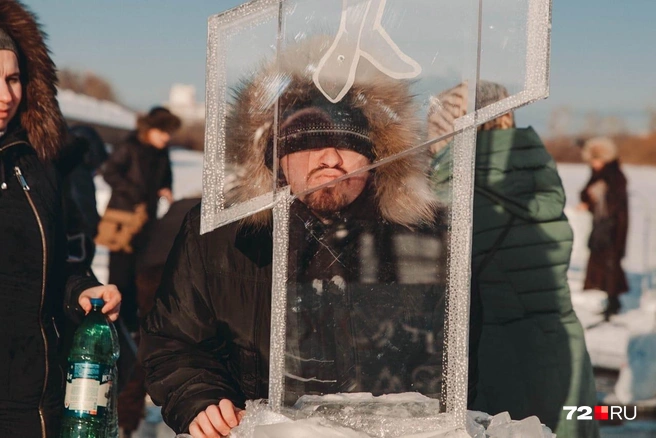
[[231, 400, 293, 438], [487, 411, 511, 428], [254, 417, 370, 438], [485, 415, 547, 438]]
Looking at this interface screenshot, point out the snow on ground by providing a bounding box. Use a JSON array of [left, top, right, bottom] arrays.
[[58, 88, 137, 130]]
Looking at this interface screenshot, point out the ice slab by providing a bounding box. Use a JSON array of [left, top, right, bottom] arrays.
[[220, 395, 553, 438], [228, 393, 458, 438]]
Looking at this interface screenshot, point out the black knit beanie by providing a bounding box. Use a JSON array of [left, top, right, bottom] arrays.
[[265, 94, 375, 168]]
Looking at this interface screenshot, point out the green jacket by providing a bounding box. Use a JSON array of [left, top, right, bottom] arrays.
[[432, 127, 599, 438]]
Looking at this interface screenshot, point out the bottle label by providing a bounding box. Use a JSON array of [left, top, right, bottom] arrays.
[[63, 362, 113, 418]]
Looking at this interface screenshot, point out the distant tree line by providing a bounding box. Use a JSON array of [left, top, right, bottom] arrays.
[[544, 106, 656, 165], [58, 68, 118, 103]]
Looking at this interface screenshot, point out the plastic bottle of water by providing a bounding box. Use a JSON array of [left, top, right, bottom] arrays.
[[60, 298, 120, 438], [105, 364, 119, 437]]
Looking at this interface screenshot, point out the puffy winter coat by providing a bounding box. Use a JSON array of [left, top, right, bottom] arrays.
[[432, 127, 599, 438], [139, 195, 451, 433]]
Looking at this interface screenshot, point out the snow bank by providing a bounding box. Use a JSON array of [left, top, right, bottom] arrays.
[[58, 88, 136, 130]]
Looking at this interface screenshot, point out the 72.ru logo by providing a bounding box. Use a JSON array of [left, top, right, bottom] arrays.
[[563, 406, 637, 421]]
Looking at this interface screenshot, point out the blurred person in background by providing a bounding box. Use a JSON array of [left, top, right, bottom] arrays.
[[578, 137, 629, 320], [97, 106, 180, 333], [0, 2, 121, 436], [57, 125, 108, 269], [430, 81, 598, 438]]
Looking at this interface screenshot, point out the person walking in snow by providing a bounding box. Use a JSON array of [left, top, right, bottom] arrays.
[[579, 136, 629, 319]]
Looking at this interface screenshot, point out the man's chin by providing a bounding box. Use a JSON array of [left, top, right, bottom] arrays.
[[304, 189, 349, 215]]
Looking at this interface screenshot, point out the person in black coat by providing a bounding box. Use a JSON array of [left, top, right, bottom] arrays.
[[139, 38, 459, 437], [0, 3, 121, 437], [99, 107, 180, 332], [579, 136, 629, 319]]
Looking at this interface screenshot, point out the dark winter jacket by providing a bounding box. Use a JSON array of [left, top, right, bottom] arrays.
[[432, 127, 599, 438], [580, 160, 629, 296], [139, 196, 448, 433], [102, 134, 172, 223], [0, 128, 101, 437]]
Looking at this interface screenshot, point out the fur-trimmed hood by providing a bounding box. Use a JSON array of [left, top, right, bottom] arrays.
[[226, 37, 437, 228], [0, 0, 66, 160]]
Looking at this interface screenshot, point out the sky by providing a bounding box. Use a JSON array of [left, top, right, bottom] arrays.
[[23, 0, 656, 137]]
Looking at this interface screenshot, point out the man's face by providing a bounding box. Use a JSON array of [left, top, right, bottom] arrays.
[[590, 157, 605, 172], [280, 147, 371, 215], [146, 128, 171, 149]]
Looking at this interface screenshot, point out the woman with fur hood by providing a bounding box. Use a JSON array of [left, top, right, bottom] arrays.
[[579, 137, 629, 319], [0, 2, 121, 437]]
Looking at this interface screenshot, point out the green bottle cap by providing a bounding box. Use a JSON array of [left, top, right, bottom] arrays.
[[90, 298, 105, 308]]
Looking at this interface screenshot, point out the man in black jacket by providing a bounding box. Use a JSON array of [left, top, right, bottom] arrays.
[[99, 107, 180, 332], [140, 38, 453, 437]]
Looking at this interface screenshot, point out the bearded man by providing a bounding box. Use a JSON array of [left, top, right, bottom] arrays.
[[139, 39, 467, 437]]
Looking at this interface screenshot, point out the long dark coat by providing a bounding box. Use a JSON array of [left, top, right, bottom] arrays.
[[580, 160, 629, 297]]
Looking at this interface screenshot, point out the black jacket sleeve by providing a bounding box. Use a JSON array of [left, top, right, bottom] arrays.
[[46, 157, 102, 322], [63, 267, 102, 323], [138, 213, 244, 433], [102, 143, 139, 206], [160, 149, 173, 191]]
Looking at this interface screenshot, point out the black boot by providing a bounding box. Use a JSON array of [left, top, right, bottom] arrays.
[[603, 296, 621, 321]]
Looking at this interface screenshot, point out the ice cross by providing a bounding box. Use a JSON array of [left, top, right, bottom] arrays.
[[202, 0, 552, 431], [312, 0, 422, 103]]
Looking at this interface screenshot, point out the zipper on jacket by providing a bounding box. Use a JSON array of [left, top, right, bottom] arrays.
[[0, 141, 29, 190], [0, 140, 28, 153], [15, 165, 49, 438]]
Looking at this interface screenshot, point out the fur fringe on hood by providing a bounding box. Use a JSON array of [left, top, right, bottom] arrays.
[[226, 36, 438, 229], [0, 0, 66, 160]]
